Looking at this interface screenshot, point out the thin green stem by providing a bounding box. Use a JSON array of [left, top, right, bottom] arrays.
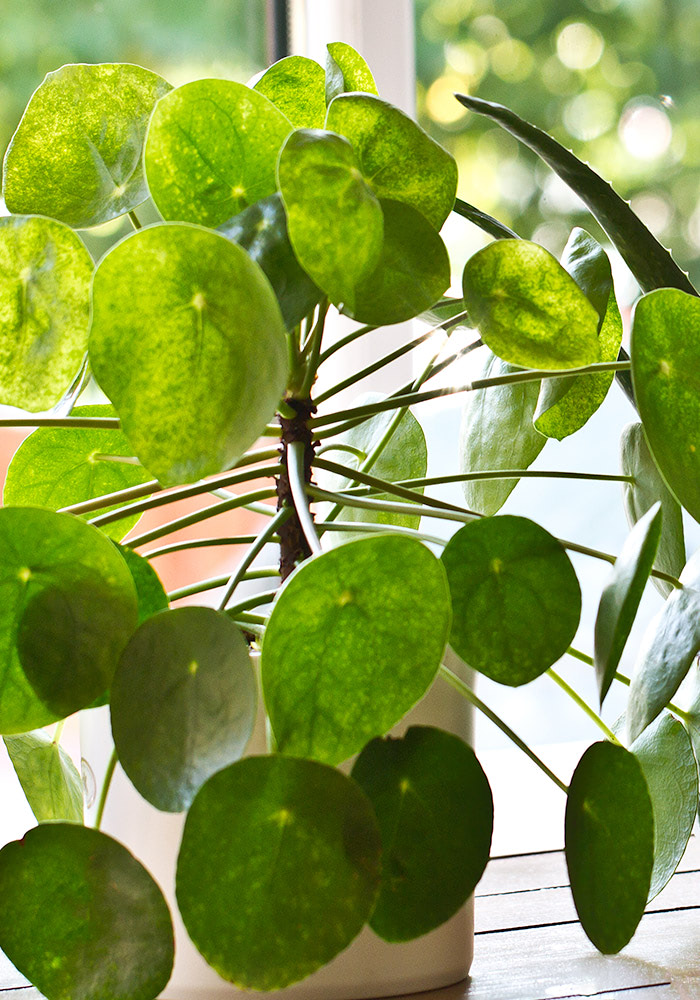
[[452, 197, 520, 240], [299, 300, 329, 398], [144, 535, 264, 559], [168, 568, 280, 604], [309, 485, 478, 528], [225, 589, 278, 618], [318, 323, 380, 364], [0, 417, 120, 429], [314, 443, 367, 461], [547, 668, 622, 745], [316, 520, 448, 546], [95, 749, 118, 830], [288, 441, 322, 555], [52, 720, 66, 745], [567, 646, 593, 666], [439, 663, 569, 794], [126, 488, 277, 549], [218, 508, 291, 611]]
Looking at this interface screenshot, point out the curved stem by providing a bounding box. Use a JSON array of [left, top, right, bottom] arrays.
[[95, 749, 118, 830], [439, 663, 569, 794], [309, 485, 478, 527], [316, 520, 448, 546], [287, 441, 322, 555], [0, 417, 120, 429], [144, 535, 264, 559], [126, 488, 277, 548], [315, 443, 366, 461], [547, 668, 622, 745], [318, 323, 379, 364], [452, 197, 520, 240], [168, 568, 280, 604], [225, 589, 279, 618], [218, 508, 291, 611]]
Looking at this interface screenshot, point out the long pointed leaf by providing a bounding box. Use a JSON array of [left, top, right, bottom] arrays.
[[454, 94, 697, 297]]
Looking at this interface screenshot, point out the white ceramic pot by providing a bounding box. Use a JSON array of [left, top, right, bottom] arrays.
[[81, 648, 475, 1000]]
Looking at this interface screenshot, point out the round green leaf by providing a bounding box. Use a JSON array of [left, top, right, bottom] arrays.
[[254, 55, 326, 128], [277, 128, 383, 314], [459, 349, 546, 516], [262, 534, 452, 765], [621, 421, 685, 599], [441, 516, 581, 686], [118, 547, 168, 624], [0, 215, 92, 411], [3, 64, 172, 228], [627, 548, 700, 743], [89, 223, 287, 486], [176, 755, 381, 991], [348, 199, 450, 325], [0, 507, 137, 733], [631, 713, 698, 902], [631, 287, 700, 523], [3, 729, 83, 824], [0, 823, 174, 1000], [4, 405, 151, 541], [325, 93, 457, 230], [111, 607, 256, 813], [594, 503, 662, 706], [351, 726, 493, 942], [325, 42, 378, 103], [145, 79, 291, 228], [218, 193, 321, 330], [534, 229, 623, 440], [462, 240, 601, 370], [565, 741, 654, 954]]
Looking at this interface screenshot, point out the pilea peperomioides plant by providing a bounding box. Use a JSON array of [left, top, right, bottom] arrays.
[[0, 41, 699, 1000]]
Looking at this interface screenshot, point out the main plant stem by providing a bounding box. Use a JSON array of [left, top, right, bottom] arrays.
[[276, 398, 317, 580]]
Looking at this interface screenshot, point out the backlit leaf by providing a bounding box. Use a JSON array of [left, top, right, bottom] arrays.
[[325, 42, 378, 103], [254, 55, 326, 128], [3, 729, 83, 824]]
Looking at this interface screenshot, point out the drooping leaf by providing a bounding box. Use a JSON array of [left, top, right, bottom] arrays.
[[218, 193, 321, 330], [0, 507, 137, 733], [0, 823, 174, 1000], [117, 547, 168, 624], [627, 548, 700, 743], [176, 756, 381, 991], [144, 78, 292, 228], [534, 229, 623, 440], [0, 215, 92, 411], [565, 741, 654, 954], [3, 729, 83, 824], [111, 607, 256, 813], [620, 422, 685, 598], [4, 405, 151, 541], [631, 288, 700, 523], [325, 42, 378, 103], [458, 349, 545, 515], [347, 199, 450, 325], [254, 55, 326, 128], [462, 239, 601, 370], [325, 93, 456, 230], [631, 713, 698, 901], [89, 223, 287, 486], [441, 516, 581, 686], [351, 726, 493, 941], [277, 128, 383, 314], [316, 393, 427, 543], [3, 64, 172, 228], [454, 93, 697, 297], [594, 503, 662, 706], [262, 534, 451, 765]]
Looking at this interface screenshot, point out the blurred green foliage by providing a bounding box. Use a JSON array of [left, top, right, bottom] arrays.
[[415, 0, 700, 286]]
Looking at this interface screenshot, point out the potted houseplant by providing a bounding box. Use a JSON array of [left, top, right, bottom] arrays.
[[0, 38, 699, 1000]]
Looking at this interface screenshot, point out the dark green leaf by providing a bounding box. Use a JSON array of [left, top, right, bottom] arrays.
[[0, 507, 137, 733], [534, 229, 623, 440], [277, 128, 383, 314], [462, 240, 601, 370], [4, 405, 151, 541], [351, 726, 493, 941], [254, 55, 326, 128], [325, 42, 378, 104], [620, 422, 685, 599], [0, 823, 173, 1000], [218, 193, 321, 330], [89, 223, 287, 486], [325, 93, 456, 230], [631, 713, 698, 901], [441, 516, 581, 686], [0, 215, 92, 411], [145, 78, 291, 228], [176, 756, 381, 991], [594, 503, 662, 706], [3, 729, 82, 824], [317, 392, 427, 541], [454, 93, 697, 297], [459, 349, 545, 515], [262, 534, 452, 765], [3, 64, 171, 228], [631, 288, 700, 523], [111, 607, 256, 812], [565, 741, 653, 953], [348, 198, 450, 325], [118, 547, 168, 624], [627, 548, 700, 743]]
